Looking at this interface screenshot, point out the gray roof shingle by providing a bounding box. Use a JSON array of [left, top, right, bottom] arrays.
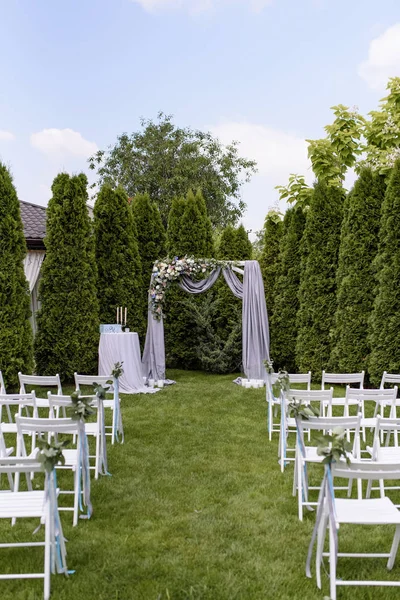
[[20, 200, 46, 249]]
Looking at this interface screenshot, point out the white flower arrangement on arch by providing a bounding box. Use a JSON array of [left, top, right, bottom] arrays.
[[149, 256, 233, 319]]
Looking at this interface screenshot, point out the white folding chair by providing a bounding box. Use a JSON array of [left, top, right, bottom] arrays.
[[18, 373, 62, 410], [74, 373, 123, 445], [0, 456, 67, 599], [365, 416, 400, 503], [314, 461, 400, 599], [0, 393, 38, 455], [267, 372, 312, 441], [376, 373, 400, 418], [279, 388, 334, 473], [295, 415, 361, 521], [48, 392, 103, 480], [16, 416, 90, 526], [346, 387, 398, 442], [0, 424, 14, 490], [321, 371, 365, 390]]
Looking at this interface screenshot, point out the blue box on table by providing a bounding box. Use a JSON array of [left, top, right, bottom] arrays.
[[99, 324, 122, 333]]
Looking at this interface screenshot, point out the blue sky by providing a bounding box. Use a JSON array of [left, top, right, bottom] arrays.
[[1, 0, 399, 233]]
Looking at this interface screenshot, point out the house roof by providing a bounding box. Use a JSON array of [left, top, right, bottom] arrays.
[[20, 200, 46, 250]]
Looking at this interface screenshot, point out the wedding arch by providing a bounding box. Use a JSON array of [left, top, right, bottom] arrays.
[[142, 257, 270, 382]]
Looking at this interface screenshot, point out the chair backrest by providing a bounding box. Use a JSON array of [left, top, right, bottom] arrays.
[[47, 393, 74, 418], [0, 455, 44, 476], [321, 371, 364, 389], [288, 388, 333, 404], [0, 371, 5, 393], [18, 372, 62, 396], [346, 386, 397, 403], [332, 459, 400, 482], [288, 372, 311, 390], [380, 372, 400, 391], [298, 415, 361, 456], [0, 424, 10, 457], [16, 415, 79, 437], [0, 392, 38, 422], [74, 373, 112, 394]]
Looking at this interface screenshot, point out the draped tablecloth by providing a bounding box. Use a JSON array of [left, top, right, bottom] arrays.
[[99, 333, 156, 394]]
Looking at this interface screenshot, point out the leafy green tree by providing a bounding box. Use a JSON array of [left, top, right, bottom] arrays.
[[195, 188, 214, 256], [0, 163, 33, 388], [179, 190, 209, 257], [89, 113, 257, 228], [259, 210, 283, 319], [362, 77, 400, 175], [330, 170, 385, 374], [94, 185, 143, 333], [270, 206, 305, 372], [296, 182, 344, 378], [369, 160, 400, 383], [131, 193, 166, 333], [35, 173, 99, 380], [167, 197, 186, 256]]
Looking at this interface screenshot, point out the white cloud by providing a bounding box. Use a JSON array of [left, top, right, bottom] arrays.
[[0, 130, 15, 141], [132, 0, 272, 14], [209, 120, 312, 234], [210, 121, 312, 181], [358, 23, 400, 90], [30, 128, 98, 158]]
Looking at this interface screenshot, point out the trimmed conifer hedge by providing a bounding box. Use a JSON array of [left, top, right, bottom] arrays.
[[330, 169, 385, 375], [35, 174, 99, 380], [270, 206, 305, 372], [94, 185, 143, 333], [296, 182, 344, 379], [0, 163, 33, 388], [369, 160, 400, 383]]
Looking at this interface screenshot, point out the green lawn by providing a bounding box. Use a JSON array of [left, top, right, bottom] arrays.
[[1, 370, 400, 599]]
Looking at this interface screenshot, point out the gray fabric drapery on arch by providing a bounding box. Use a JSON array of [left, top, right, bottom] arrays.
[[142, 260, 270, 381]]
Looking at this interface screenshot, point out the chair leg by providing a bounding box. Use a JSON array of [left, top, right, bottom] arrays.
[[73, 467, 79, 527], [292, 453, 297, 497], [329, 521, 337, 600], [268, 402, 272, 442], [44, 507, 51, 600], [316, 513, 328, 589], [388, 525, 400, 570], [95, 434, 100, 480], [298, 456, 303, 521]]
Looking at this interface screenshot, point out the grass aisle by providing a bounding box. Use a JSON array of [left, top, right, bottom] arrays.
[[1, 370, 400, 599]]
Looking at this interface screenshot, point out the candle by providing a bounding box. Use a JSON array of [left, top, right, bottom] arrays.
[[157, 380, 164, 388], [242, 379, 248, 386], [148, 378, 155, 388], [124, 307, 127, 326], [116, 307, 118, 324]]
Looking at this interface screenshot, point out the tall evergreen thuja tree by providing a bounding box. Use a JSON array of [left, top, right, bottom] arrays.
[[259, 211, 283, 319], [166, 196, 186, 255], [0, 163, 33, 388], [94, 185, 143, 332], [164, 190, 214, 368], [35, 173, 99, 380], [131, 193, 166, 335], [330, 169, 385, 374], [296, 182, 344, 379], [369, 160, 400, 383], [198, 224, 253, 373], [195, 188, 214, 256], [270, 206, 305, 372]]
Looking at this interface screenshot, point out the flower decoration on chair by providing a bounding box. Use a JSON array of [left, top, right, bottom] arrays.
[[69, 391, 95, 422], [111, 361, 124, 380], [288, 399, 319, 421], [149, 256, 232, 320], [37, 436, 68, 473], [316, 427, 352, 466]]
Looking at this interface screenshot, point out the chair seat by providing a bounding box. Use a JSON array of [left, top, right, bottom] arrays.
[[335, 496, 400, 525], [35, 398, 50, 409], [103, 400, 115, 410], [84, 423, 98, 436], [366, 446, 400, 461], [0, 423, 17, 434], [0, 491, 46, 518], [59, 449, 78, 467]]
